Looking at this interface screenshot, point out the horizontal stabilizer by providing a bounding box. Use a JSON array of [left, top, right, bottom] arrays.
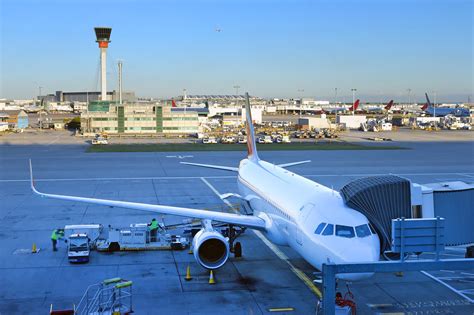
[[180, 162, 238, 172], [277, 160, 311, 168]]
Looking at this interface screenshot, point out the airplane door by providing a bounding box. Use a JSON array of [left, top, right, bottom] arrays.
[[296, 203, 315, 246]]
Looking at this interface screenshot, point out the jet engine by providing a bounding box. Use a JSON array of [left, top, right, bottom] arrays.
[[192, 220, 229, 269]]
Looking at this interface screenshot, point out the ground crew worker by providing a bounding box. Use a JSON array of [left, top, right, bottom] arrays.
[[51, 229, 59, 251], [148, 218, 159, 242], [51, 228, 64, 251]]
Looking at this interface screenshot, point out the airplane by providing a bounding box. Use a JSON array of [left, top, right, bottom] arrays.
[[422, 93, 470, 117], [384, 100, 394, 111], [30, 93, 380, 281], [326, 99, 360, 114], [348, 99, 360, 113], [364, 100, 394, 113]]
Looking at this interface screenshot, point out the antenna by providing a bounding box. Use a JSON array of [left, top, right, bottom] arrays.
[[118, 60, 123, 104]]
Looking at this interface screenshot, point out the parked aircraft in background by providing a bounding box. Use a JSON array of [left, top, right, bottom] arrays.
[[327, 99, 360, 114], [365, 100, 394, 113], [422, 93, 470, 117], [30, 93, 380, 281], [348, 99, 360, 113]]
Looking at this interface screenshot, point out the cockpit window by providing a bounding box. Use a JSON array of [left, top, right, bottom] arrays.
[[368, 223, 377, 234], [335, 225, 355, 238], [355, 224, 371, 238], [314, 223, 326, 235], [321, 224, 334, 236]]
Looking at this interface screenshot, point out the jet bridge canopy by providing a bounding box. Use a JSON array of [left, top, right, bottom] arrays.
[[340, 175, 412, 251]]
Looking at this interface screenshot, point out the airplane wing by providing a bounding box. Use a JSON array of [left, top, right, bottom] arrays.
[[277, 160, 311, 168], [29, 161, 265, 230], [180, 162, 238, 172]]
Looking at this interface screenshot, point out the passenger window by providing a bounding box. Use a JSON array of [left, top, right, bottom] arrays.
[[355, 224, 371, 238], [335, 225, 355, 238], [322, 224, 334, 236], [314, 223, 326, 235]]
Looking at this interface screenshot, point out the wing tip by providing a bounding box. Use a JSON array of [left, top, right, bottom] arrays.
[[29, 159, 40, 195]]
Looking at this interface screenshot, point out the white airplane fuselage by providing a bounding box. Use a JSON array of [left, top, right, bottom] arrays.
[[237, 158, 380, 280]]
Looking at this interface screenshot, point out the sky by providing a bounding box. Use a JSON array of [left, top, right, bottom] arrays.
[[0, 0, 472, 102]]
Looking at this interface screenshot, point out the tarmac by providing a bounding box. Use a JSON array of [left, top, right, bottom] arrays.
[[1, 131, 473, 314]]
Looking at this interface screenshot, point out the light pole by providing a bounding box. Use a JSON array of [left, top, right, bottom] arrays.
[[407, 88, 411, 110], [334, 88, 338, 123], [351, 88, 357, 115], [297, 89, 304, 117], [233, 85, 240, 96], [38, 85, 43, 130], [407, 88, 411, 106]]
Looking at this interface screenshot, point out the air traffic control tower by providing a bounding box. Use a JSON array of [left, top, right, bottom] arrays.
[[94, 27, 112, 101]]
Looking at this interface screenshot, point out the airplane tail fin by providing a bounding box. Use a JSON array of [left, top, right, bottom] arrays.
[[171, 99, 177, 108], [421, 103, 429, 111], [425, 93, 432, 108], [384, 100, 394, 110], [244, 93, 259, 162], [349, 99, 360, 111]]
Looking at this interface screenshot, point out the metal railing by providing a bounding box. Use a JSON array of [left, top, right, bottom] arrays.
[[75, 278, 132, 315]]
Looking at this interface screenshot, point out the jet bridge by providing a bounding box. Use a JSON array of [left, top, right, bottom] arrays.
[[341, 176, 474, 252], [340, 175, 412, 251]]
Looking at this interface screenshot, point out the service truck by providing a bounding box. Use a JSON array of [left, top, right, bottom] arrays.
[[64, 224, 102, 263], [68, 233, 91, 263]]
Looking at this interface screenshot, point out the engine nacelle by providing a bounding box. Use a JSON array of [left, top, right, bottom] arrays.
[[192, 224, 229, 270]]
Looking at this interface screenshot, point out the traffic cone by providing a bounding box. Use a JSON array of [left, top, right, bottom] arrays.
[[32, 243, 37, 253], [185, 265, 192, 281], [208, 270, 216, 285]]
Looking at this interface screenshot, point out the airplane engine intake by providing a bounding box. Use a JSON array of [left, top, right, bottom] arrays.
[[192, 228, 229, 269]]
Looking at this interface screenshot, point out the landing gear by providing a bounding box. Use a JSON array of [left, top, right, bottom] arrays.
[[221, 224, 246, 257], [234, 242, 242, 258]]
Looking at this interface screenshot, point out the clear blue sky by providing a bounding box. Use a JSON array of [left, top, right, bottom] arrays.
[[1, 0, 472, 102]]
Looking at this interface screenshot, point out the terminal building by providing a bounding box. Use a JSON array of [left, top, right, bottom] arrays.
[[81, 101, 199, 135], [39, 91, 136, 103]]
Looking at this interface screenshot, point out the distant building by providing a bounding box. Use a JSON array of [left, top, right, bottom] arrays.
[[6, 110, 29, 129], [17, 111, 29, 129], [53, 90, 136, 103], [240, 107, 263, 124], [301, 98, 330, 106], [0, 113, 9, 131], [336, 115, 367, 129], [81, 101, 199, 135], [298, 116, 332, 130]]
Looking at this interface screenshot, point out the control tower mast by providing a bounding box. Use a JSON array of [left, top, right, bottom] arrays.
[[94, 27, 112, 101]]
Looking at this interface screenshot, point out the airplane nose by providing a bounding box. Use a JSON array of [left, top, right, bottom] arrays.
[[336, 240, 379, 281]]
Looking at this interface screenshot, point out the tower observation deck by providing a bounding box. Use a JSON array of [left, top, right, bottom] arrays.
[[94, 27, 112, 101]]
